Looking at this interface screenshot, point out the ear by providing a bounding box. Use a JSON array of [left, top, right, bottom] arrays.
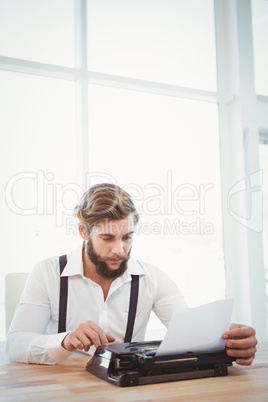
[[79, 224, 89, 241]]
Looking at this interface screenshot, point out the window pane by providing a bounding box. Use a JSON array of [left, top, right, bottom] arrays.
[[0, 0, 74, 67], [0, 71, 79, 340], [87, 0, 217, 91], [252, 0, 268, 95], [88, 85, 225, 311]]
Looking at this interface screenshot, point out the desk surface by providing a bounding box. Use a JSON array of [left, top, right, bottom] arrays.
[[1, 342, 268, 402]]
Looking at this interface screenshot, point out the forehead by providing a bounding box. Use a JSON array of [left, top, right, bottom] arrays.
[[93, 214, 136, 236]]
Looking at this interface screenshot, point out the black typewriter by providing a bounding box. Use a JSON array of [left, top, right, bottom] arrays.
[[86, 340, 235, 387]]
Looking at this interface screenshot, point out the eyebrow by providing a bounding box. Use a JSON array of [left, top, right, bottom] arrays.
[[100, 231, 135, 238]]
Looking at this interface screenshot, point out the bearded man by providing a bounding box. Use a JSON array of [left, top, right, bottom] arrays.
[[6, 183, 257, 366]]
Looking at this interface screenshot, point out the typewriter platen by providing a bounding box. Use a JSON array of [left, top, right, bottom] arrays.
[[86, 340, 235, 387]]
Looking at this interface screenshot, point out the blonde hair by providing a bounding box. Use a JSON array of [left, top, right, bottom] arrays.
[[74, 183, 139, 232]]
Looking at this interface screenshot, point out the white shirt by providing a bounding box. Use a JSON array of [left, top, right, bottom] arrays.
[[6, 243, 187, 365]]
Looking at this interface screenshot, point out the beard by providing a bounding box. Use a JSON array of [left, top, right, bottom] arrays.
[[85, 238, 130, 279]]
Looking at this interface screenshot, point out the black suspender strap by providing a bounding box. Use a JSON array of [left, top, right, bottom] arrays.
[[58, 254, 68, 333], [124, 274, 139, 343], [57, 254, 140, 341]]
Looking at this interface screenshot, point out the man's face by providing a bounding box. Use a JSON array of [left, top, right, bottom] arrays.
[[85, 215, 135, 279]]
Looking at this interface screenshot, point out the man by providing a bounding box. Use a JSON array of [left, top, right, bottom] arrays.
[[6, 183, 257, 365]]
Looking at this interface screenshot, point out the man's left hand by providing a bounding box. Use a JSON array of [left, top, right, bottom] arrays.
[[222, 323, 258, 366]]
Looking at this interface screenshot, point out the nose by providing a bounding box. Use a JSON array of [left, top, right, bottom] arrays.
[[111, 238, 124, 255]]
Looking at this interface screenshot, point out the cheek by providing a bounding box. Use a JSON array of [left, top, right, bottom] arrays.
[[125, 240, 133, 253], [95, 242, 109, 256]]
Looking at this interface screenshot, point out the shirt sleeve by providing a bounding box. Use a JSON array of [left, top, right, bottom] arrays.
[[152, 267, 188, 327], [6, 262, 73, 365]]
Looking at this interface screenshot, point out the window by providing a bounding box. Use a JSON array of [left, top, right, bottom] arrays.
[[87, 0, 217, 91], [0, 0, 75, 67], [252, 0, 268, 95], [88, 85, 224, 307], [1, 0, 267, 343], [0, 70, 78, 340]]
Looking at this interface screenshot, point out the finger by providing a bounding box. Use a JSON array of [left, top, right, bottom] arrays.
[[84, 321, 109, 346], [85, 329, 103, 348], [64, 322, 110, 351], [75, 331, 94, 351], [223, 325, 256, 340], [65, 324, 94, 351], [225, 336, 257, 350], [67, 333, 86, 350], [226, 345, 257, 359], [235, 354, 255, 366], [79, 324, 107, 349], [69, 330, 100, 351]]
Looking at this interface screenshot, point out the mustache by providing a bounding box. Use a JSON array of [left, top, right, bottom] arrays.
[[97, 254, 130, 263]]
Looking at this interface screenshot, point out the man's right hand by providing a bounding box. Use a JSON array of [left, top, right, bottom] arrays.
[[61, 320, 115, 352]]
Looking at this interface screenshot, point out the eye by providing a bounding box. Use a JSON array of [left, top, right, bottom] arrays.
[[102, 236, 113, 242], [123, 235, 132, 241]]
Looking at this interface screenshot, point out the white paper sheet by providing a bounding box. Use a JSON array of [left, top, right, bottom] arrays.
[[156, 299, 234, 356]]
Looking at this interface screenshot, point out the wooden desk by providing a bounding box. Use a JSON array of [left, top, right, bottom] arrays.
[[1, 343, 268, 401]]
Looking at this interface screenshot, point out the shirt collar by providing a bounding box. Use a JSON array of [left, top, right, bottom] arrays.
[[61, 242, 84, 277], [61, 242, 145, 278], [126, 258, 145, 276]]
